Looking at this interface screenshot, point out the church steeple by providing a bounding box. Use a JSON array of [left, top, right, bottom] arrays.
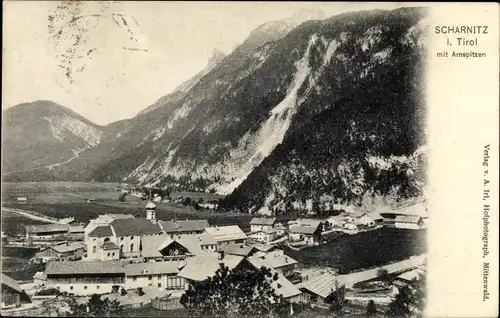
[[145, 189, 157, 223]]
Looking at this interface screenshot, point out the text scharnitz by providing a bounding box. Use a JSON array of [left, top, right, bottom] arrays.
[[435, 26, 488, 34]]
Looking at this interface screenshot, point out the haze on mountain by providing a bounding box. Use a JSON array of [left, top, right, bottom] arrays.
[[2, 6, 428, 215]]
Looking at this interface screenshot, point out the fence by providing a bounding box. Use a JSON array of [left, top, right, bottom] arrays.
[[151, 296, 184, 311]]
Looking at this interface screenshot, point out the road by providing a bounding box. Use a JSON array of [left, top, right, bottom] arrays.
[[2, 207, 59, 224], [338, 254, 426, 288]]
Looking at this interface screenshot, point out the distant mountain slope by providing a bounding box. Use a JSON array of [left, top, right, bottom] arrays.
[[2, 101, 103, 176]]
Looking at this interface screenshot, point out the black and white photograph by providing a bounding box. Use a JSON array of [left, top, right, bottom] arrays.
[[2, 1, 434, 316]]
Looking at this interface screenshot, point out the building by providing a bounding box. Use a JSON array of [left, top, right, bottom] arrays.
[[33, 272, 47, 287], [326, 216, 345, 228], [248, 250, 298, 277], [203, 225, 247, 245], [16, 197, 27, 204], [1, 273, 31, 308], [394, 215, 424, 230], [27, 224, 70, 239], [273, 223, 287, 236], [221, 243, 256, 257], [288, 224, 322, 246], [367, 212, 384, 226], [145, 201, 157, 223], [141, 233, 216, 261], [297, 271, 345, 306], [84, 214, 135, 237], [84, 218, 163, 261], [160, 219, 210, 236], [249, 243, 280, 254], [248, 228, 278, 244], [124, 261, 185, 290], [33, 242, 86, 263], [249, 217, 276, 232], [351, 212, 376, 228], [44, 261, 127, 295]]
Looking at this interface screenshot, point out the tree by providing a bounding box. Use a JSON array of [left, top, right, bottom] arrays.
[[180, 264, 291, 317], [366, 300, 377, 316], [66, 294, 123, 317], [386, 270, 426, 318]]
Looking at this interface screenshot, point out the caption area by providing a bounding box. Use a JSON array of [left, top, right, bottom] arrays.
[[434, 25, 489, 59]]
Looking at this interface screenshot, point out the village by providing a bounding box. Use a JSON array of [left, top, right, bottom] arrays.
[[1, 190, 427, 316]]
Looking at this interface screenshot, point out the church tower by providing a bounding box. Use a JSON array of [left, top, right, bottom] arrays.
[[145, 189, 157, 223]]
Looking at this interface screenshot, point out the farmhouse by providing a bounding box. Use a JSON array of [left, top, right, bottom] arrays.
[[160, 219, 210, 236], [248, 228, 278, 244], [33, 241, 86, 263], [248, 250, 298, 277], [288, 225, 322, 246], [394, 215, 424, 230], [44, 260, 127, 296], [249, 217, 276, 232], [297, 271, 345, 306], [124, 261, 185, 290], [1, 273, 31, 308], [203, 225, 247, 245]]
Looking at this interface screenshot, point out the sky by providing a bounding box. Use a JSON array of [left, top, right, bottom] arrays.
[[2, 1, 416, 125]]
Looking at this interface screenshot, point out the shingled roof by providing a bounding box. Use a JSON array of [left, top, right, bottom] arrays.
[[45, 260, 128, 275], [160, 220, 210, 234], [204, 226, 247, 243], [298, 272, 345, 299], [110, 218, 163, 236], [1, 273, 24, 293], [249, 217, 276, 226], [88, 226, 113, 238]]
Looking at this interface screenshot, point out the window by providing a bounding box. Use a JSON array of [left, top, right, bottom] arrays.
[[120, 245, 124, 254], [107, 253, 110, 257], [148, 283, 152, 287], [112, 253, 115, 256], [158, 283, 162, 288], [70, 286, 74, 290], [157, 275, 161, 279], [130, 244, 134, 252], [132, 277, 137, 282], [131, 236, 134, 240], [97, 286, 100, 290], [121, 237, 124, 241], [93, 246, 96, 254], [84, 286, 88, 290], [148, 275, 152, 280]]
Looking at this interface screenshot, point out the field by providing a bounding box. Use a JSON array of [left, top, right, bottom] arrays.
[[283, 228, 427, 273], [1, 182, 253, 232]]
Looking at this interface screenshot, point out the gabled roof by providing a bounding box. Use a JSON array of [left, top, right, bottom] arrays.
[[367, 212, 384, 220], [250, 217, 276, 226], [69, 226, 85, 233], [1, 273, 24, 293], [395, 215, 422, 223], [177, 252, 244, 281], [157, 235, 202, 255], [246, 259, 301, 299], [249, 243, 278, 253], [33, 272, 47, 280], [45, 260, 128, 275], [289, 226, 318, 235], [160, 220, 210, 234], [141, 234, 170, 258], [49, 242, 85, 253], [204, 226, 247, 242], [221, 243, 255, 257], [124, 261, 182, 276], [298, 272, 345, 298], [29, 224, 69, 234], [110, 218, 163, 236], [248, 250, 297, 269], [88, 226, 113, 238]]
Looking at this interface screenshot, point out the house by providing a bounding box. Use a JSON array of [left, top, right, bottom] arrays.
[[248, 250, 298, 277], [33, 242, 86, 263], [99, 241, 120, 261], [33, 272, 47, 287], [297, 271, 345, 306], [273, 223, 287, 236], [221, 243, 256, 257], [288, 225, 322, 246], [44, 260, 127, 295], [352, 213, 376, 228], [326, 216, 345, 228], [124, 261, 185, 290], [249, 217, 276, 232], [177, 251, 249, 288], [27, 224, 70, 239], [394, 215, 424, 230], [248, 228, 278, 244], [203, 225, 247, 245], [141, 233, 216, 261], [249, 243, 280, 254], [342, 222, 358, 233], [160, 219, 210, 236], [367, 212, 384, 226], [16, 197, 27, 204], [1, 273, 31, 308]]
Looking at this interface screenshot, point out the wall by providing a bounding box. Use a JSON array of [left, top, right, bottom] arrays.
[[125, 274, 185, 290], [46, 275, 125, 296]]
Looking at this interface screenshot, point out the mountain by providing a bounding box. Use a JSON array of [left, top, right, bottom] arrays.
[[3, 7, 428, 214], [2, 101, 103, 176]]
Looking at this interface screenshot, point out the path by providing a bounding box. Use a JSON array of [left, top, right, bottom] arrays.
[[2, 207, 59, 224], [338, 254, 426, 288]]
